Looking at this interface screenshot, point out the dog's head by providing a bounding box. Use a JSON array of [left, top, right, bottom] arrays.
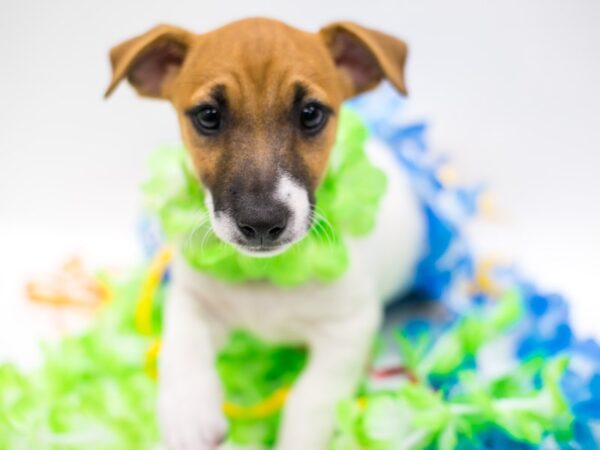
[[106, 18, 407, 256]]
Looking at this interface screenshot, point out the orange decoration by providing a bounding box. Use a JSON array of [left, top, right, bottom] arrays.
[[26, 257, 111, 309]]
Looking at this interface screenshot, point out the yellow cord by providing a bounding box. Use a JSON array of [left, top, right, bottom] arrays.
[[223, 387, 290, 420], [135, 246, 173, 336], [145, 339, 161, 379]]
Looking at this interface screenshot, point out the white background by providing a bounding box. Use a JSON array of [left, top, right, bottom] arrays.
[[1, 0, 599, 360]]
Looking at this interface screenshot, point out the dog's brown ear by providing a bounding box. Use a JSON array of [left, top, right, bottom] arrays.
[[105, 24, 194, 99], [320, 22, 408, 98]]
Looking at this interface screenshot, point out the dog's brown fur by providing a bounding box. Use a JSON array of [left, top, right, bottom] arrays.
[[106, 18, 408, 202]]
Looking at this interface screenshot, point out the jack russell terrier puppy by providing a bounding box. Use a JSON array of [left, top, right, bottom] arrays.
[[106, 18, 425, 450]]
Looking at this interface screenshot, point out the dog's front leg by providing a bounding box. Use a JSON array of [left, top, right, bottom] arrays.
[[158, 279, 227, 450], [276, 303, 381, 450]]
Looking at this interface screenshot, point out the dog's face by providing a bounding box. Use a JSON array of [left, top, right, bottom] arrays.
[[106, 18, 407, 256]]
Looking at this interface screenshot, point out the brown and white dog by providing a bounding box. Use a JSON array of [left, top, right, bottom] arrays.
[[106, 18, 425, 450]]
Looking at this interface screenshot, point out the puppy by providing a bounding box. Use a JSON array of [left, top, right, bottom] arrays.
[[106, 18, 425, 450]]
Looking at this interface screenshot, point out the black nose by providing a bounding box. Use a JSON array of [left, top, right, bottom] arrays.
[[236, 208, 288, 243]]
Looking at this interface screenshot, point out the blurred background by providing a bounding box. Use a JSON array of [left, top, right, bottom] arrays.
[[1, 0, 599, 361]]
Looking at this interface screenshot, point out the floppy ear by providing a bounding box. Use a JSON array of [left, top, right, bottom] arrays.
[[320, 22, 408, 98], [105, 24, 194, 99]]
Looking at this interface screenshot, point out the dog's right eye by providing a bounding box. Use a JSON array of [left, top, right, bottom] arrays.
[[299, 102, 329, 135], [189, 105, 221, 135]]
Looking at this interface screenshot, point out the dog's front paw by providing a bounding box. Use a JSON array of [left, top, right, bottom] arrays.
[[159, 378, 228, 450]]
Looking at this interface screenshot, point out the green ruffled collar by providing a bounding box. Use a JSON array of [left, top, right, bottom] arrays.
[[142, 108, 387, 286]]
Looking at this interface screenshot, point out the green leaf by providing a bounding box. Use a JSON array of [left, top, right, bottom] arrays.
[[437, 422, 458, 450], [489, 289, 522, 332]]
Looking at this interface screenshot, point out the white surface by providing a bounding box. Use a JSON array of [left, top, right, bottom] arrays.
[[1, 0, 599, 353]]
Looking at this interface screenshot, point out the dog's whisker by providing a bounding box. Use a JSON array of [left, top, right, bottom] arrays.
[[313, 219, 330, 244], [312, 209, 337, 245], [310, 215, 336, 251], [310, 214, 329, 243], [313, 205, 334, 229], [309, 222, 326, 245], [199, 226, 214, 254], [184, 218, 204, 249], [184, 214, 210, 250], [317, 215, 337, 244]]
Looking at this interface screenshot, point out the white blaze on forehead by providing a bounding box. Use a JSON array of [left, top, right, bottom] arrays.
[[274, 171, 311, 236]]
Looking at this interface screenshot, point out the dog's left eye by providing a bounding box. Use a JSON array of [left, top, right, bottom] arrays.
[[299, 103, 328, 134], [189, 106, 221, 135]]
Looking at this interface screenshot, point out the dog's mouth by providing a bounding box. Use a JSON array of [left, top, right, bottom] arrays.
[[233, 241, 293, 258]]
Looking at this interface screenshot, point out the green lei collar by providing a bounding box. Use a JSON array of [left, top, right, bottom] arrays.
[[143, 108, 387, 286]]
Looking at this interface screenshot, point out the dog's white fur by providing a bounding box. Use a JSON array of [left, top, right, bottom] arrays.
[[273, 172, 313, 247], [159, 138, 426, 450]]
